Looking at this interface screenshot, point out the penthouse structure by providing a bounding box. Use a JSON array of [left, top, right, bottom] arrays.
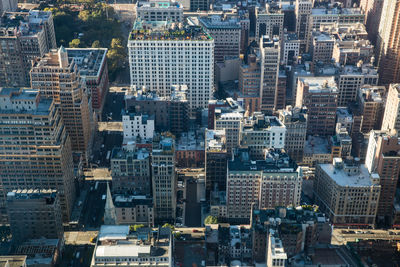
[[205, 129, 227, 197], [296, 76, 338, 136], [314, 158, 381, 226], [0, 88, 75, 222], [91, 225, 172, 267], [30, 47, 93, 162], [0, 10, 56, 87], [197, 16, 241, 63], [278, 106, 307, 163], [136, 1, 183, 22], [151, 136, 176, 221], [128, 20, 214, 113], [110, 145, 151, 195], [66, 48, 109, 117], [7, 189, 63, 244], [125, 85, 189, 134], [226, 149, 302, 223], [241, 113, 286, 159], [256, 3, 284, 39]]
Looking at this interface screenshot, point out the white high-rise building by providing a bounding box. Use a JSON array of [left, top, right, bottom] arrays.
[[128, 20, 214, 113]]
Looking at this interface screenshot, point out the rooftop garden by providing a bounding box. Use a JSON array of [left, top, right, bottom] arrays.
[[129, 25, 212, 41]]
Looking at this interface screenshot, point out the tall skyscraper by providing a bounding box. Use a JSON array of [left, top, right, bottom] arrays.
[[7, 189, 63, 243], [295, 0, 312, 51], [296, 77, 338, 136], [256, 3, 284, 40], [259, 36, 280, 113], [128, 20, 214, 113], [30, 47, 93, 162], [381, 84, 400, 133], [151, 136, 176, 222], [376, 0, 400, 84], [0, 10, 56, 87], [365, 130, 400, 219], [0, 88, 75, 222]]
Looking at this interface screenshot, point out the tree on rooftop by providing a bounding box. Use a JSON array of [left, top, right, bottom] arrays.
[[204, 215, 218, 225]]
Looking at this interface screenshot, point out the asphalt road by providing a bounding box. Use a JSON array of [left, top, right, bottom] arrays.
[[81, 182, 107, 229], [184, 179, 201, 227]]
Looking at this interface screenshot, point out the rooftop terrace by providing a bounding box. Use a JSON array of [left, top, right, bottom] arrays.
[[129, 19, 212, 41], [66, 48, 107, 78]]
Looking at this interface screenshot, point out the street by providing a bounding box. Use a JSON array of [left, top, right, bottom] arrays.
[[81, 182, 107, 229]]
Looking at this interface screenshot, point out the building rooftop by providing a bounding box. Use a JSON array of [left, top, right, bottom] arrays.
[[278, 106, 307, 123], [0, 256, 27, 267], [176, 131, 204, 151], [0, 88, 54, 115], [304, 136, 331, 155], [113, 195, 153, 207], [111, 147, 150, 161], [66, 48, 107, 78], [229, 148, 297, 172], [15, 239, 60, 266], [137, 1, 182, 9], [198, 16, 241, 29], [0, 10, 52, 37], [299, 76, 338, 93], [311, 7, 363, 16], [242, 113, 285, 131], [129, 19, 212, 41], [7, 189, 57, 203], [206, 129, 226, 152], [319, 158, 380, 187], [123, 112, 155, 125], [269, 229, 287, 260]]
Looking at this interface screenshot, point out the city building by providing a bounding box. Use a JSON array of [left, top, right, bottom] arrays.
[[250, 206, 332, 263], [214, 111, 243, 154], [310, 31, 334, 67], [282, 32, 300, 65], [226, 149, 302, 223], [0, 88, 75, 222], [205, 129, 227, 197], [238, 53, 261, 113], [128, 19, 214, 113], [267, 229, 287, 267], [217, 224, 252, 263], [241, 113, 286, 159], [66, 48, 109, 117], [30, 47, 93, 163], [335, 64, 379, 107], [256, 3, 284, 40], [259, 35, 280, 113], [361, 0, 384, 44], [376, 0, 400, 84], [14, 239, 61, 267], [6, 189, 63, 243], [91, 225, 172, 266], [0, 256, 27, 267], [366, 130, 400, 220], [302, 135, 332, 167], [0, 0, 17, 14], [114, 195, 154, 226], [197, 16, 241, 63], [295, 0, 312, 51], [381, 84, 400, 133], [110, 145, 151, 195], [136, 1, 183, 22], [122, 113, 155, 142], [314, 158, 381, 226], [356, 85, 385, 134], [190, 0, 208, 11], [278, 106, 307, 163], [296, 76, 338, 136], [0, 10, 56, 87], [125, 85, 189, 134], [151, 136, 176, 221], [175, 131, 205, 168]]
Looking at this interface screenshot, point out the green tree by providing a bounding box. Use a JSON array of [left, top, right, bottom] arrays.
[[129, 224, 145, 232], [107, 38, 126, 79], [91, 40, 101, 48], [204, 215, 218, 225], [69, 38, 81, 48], [162, 223, 175, 230]]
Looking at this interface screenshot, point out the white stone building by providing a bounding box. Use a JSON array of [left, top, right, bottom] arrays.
[[122, 113, 155, 142]]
